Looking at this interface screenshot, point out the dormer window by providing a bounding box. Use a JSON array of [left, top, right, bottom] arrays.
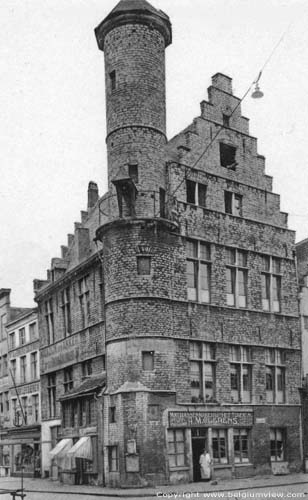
[[220, 143, 237, 169]]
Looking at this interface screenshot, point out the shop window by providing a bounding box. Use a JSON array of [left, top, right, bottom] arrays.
[[167, 429, 185, 467], [9, 332, 16, 349], [108, 446, 119, 472], [61, 288, 71, 337], [79, 276, 90, 328], [261, 256, 282, 312], [128, 164, 138, 184], [186, 180, 207, 207], [229, 346, 252, 403], [270, 428, 285, 462], [20, 356, 27, 383], [19, 328, 26, 346], [44, 298, 54, 344], [47, 373, 56, 418], [234, 429, 250, 463], [31, 352, 38, 380], [212, 429, 228, 464], [226, 248, 248, 308], [265, 348, 285, 403], [220, 143, 237, 169], [189, 341, 215, 403], [224, 191, 242, 216], [142, 351, 154, 371], [63, 367, 74, 393], [186, 239, 211, 303], [29, 322, 37, 341], [137, 256, 151, 275]]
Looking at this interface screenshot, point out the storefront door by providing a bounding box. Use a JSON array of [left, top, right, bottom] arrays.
[[191, 428, 208, 482]]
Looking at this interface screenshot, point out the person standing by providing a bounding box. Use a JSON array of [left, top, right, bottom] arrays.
[[199, 449, 212, 481]]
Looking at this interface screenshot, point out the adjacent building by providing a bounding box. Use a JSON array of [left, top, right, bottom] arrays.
[[0, 289, 36, 477], [34, 0, 302, 487], [5, 308, 40, 478]]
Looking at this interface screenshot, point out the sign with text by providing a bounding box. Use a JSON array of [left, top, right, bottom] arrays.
[[169, 411, 253, 428]]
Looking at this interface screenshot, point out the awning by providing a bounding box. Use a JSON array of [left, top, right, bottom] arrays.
[[50, 438, 73, 458], [67, 436, 92, 460]]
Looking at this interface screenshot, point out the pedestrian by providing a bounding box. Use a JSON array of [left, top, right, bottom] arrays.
[[199, 449, 212, 481]]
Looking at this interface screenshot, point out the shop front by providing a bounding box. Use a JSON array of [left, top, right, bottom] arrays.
[[166, 408, 301, 483], [6, 426, 41, 478]]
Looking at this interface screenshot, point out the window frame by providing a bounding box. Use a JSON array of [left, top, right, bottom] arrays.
[[30, 351, 38, 380], [186, 239, 211, 303], [265, 348, 286, 404], [189, 341, 216, 403], [186, 179, 207, 207], [224, 191, 242, 216], [137, 256, 151, 276], [212, 428, 228, 464], [167, 429, 186, 468], [108, 445, 119, 472], [229, 346, 252, 403], [225, 248, 248, 308], [270, 428, 285, 462], [220, 143, 237, 169], [142, 351, 154, 371], [233, 428, 251, 463], [47, 373, 56, 418], [261, 256, 282, 313]]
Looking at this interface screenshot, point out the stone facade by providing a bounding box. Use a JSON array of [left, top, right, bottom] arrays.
[[35, 0, 302, 487]]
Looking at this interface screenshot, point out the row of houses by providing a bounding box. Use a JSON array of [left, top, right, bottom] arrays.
[[1, 0, 308, 488]]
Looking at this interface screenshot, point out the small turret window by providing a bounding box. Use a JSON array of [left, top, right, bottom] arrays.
[[128, 164, 138, 183], [109, 70, 116, 91], [137, 256, 151, 275]]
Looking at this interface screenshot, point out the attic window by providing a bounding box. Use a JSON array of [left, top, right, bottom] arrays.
[[223, 114, 230, 127], [220, 143, 237, 169], [109, 70, 116, 91]]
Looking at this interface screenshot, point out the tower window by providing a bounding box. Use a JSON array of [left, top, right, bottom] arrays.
[[128, 164, 138, 184], [109, 70, 116, 91], [220, 143, 237, 169], [223, 114, 230, 127], [137, 256, 151, 275], [142, 351, 154, 371]]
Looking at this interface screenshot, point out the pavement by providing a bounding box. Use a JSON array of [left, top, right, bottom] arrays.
[[1, 472, 308, 497]]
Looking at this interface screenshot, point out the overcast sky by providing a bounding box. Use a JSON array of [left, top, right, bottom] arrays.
[[1, 0, 308, 307]]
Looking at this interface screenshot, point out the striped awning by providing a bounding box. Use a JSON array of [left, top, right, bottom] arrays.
[[50, 438, 73, 458], [67, 437, 92, 460]]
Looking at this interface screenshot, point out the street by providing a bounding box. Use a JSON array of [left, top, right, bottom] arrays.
[[1, 482, 308, 500]]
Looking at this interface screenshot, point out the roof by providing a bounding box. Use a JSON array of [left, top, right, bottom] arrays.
[[95, 0, 172, 50], [107, 0, 169, 22], [59, 373, 106, 400], [7, 307, 37, 327]]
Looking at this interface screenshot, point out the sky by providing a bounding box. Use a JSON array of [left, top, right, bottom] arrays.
[[0, 0, 308, 307]]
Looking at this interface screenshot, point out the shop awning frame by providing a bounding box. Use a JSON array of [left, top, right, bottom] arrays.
[[67, 436, 92, 460], [49, 438, 73, 458]]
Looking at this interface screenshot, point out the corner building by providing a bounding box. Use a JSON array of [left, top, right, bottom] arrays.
[[36, 0, 302, 488], [95, 0, 301, 486]]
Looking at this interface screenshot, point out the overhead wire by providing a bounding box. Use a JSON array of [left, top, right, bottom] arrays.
[[167, 24, 292, 202]]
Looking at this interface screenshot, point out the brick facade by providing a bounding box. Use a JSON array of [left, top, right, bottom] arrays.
[[34, 0, 302, 487]]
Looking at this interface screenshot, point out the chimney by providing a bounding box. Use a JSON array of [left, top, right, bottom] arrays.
[[88, 181, 99, 210]]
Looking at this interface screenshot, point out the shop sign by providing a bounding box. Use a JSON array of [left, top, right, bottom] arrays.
[[169, 411, 253, 428]]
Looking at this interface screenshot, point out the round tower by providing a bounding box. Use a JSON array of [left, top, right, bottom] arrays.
[[95, 0, 172, 200]]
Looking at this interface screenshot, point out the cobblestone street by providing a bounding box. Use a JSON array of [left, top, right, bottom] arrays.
[[1, 473, 308, 500]]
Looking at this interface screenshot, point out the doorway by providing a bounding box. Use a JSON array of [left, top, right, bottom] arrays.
[[191, 428, 208, 482]]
